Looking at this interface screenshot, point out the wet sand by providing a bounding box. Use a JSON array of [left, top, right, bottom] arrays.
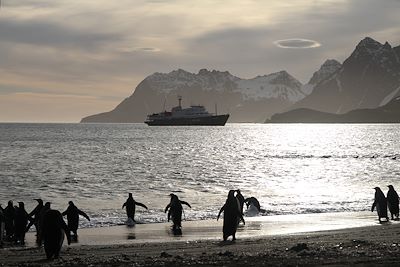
[[1, 211, 400, 266]]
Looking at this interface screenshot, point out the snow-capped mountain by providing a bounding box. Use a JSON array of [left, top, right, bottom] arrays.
[[82, 68, 311, 123], [292, 37, 400, 114]]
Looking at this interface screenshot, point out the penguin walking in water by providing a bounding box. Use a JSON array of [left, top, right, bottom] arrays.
[[41, 209, 71, 259], [244, 197, 261, 216], [122, 193, 148, 225], [217, 190, 245, 241], [371, 187, 389, 223], [244, 197, 261, 212], [387, 185, 399, 220], [26, 199, 43, 233], [62, 201, 90, 240], [14, 202, 29, 245], [164, 193, 191, 234], [3, 201, 15, 241]]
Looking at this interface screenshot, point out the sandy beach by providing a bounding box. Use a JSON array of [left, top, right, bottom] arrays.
[[2, 211, 400, 266]]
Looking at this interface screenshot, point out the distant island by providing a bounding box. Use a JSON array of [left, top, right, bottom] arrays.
[[266, 97, 400, 123]]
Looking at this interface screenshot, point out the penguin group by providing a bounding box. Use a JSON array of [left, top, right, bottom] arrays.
[[0, 199, 90, 259], [371, 185, 400, 222]]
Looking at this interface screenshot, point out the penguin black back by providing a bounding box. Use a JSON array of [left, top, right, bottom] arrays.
[[387, 185, 399, 220], [41, 209, 71, 259]]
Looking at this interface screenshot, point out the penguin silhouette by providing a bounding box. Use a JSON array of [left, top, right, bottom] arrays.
[[0, 206, 4, 244], [14, 202, 29, 245], [26, 199, 43, 233], [122, 193, 148, 224], [37, 202, 51, 245], [41, 209, 71, 259], [371, 187, 389, 223], [217, 190, 245, 241], [3, 201, 15, 240], [164, 193, 191, 233], [62, 201, 90, 240], [244, 197, 261, 212], [387, 185, 399, 220]]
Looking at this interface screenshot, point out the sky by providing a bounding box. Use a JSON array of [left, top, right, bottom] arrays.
[[0, 0, 399, 122]]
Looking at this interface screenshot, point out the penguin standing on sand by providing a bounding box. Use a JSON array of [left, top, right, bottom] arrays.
[[387, 185, 399, 220], [217, 190, 245, 241], [14, 202, 29, 244], [41, 209, 71, 259], [62, 201, 90, 240], [164, 194, 191, 232], [122, 193, 148, 224], [371, 187, 389, 223], [26, 199, 43, 233]]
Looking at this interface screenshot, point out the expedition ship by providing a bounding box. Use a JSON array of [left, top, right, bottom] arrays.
[[144, 97, 229, 126]]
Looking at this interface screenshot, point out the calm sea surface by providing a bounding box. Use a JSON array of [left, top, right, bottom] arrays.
[[1, 123, 399, 228]]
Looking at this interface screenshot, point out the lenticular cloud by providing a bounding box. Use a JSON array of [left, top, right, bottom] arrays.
[[274, 39, 321, 49]]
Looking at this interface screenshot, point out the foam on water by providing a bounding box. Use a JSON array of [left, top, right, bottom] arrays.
[[1, 123, 400, 228]]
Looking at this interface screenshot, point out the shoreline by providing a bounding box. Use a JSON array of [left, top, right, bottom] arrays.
[[3, 211, 399, 266], [18, 211, 378, 247]]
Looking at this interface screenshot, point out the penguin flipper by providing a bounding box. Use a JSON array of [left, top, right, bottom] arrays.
[[180, 201, 191, 209]]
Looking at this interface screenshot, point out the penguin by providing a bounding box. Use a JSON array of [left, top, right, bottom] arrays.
[[0, 205, 5, 245], [387, 185, 399, 220], [164, 193, 191, 232], [236, 190, 245, 216], [14, 202, 29, 245], [217, 190, 245, 241], [122, 193, 148, 224], [244, 197, 261, 212], [371, 187, 389, 223], [26, 199, 43, 233], [62, 201, 90, 239], [3, 200, 15, 240], [41, 209, 71, 259], [37, 202, 51, 245]]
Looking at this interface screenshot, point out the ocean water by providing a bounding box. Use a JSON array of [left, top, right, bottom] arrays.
[[1, 123, 399, 228]]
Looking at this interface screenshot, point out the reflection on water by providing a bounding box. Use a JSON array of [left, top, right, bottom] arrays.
[[0, 123, 400, 228]]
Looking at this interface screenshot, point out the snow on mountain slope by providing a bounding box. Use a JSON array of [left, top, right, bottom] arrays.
[[236, 71, 305, 102], [146, 69, 307, 103]]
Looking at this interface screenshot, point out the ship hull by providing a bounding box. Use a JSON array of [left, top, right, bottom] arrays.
[[145, 114, 229, 126]]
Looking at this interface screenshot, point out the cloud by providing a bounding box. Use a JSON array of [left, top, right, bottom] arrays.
[[274, 39, 321, 49], [0, 17, 121, 51]]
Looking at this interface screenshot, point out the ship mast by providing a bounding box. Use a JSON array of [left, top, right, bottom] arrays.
[[178, 95, 182, 108]]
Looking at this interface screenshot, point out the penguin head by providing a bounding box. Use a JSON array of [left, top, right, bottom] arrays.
[[169, 193, 178, 200], [44, 202, 51, 209], [374, 187, 380, 191], [128, 193, 133, 198], [68, 201, 74, 206], [18, 202, 24, 208], [34, 198, 43, 204], [388, 185, 394, 190], [7, 200, 13, 207], [228, 190, 235, 198]]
